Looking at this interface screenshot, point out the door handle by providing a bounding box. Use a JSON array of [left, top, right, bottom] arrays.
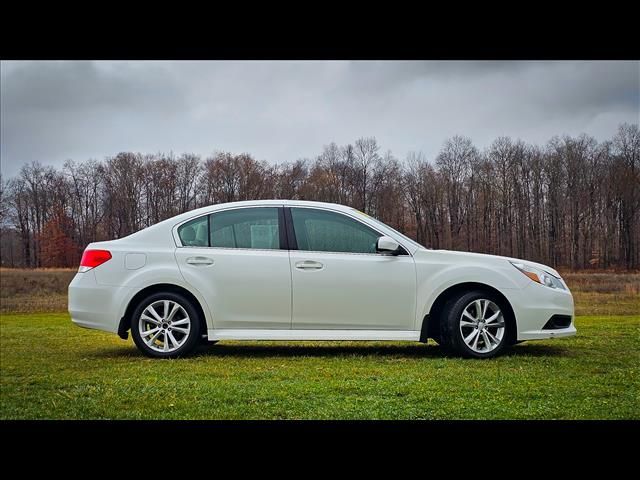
[[186, 256, 214, 266], [295, 260, 324, 270]]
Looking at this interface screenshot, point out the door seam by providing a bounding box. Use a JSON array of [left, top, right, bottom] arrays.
[[288, 249, 293, 329]]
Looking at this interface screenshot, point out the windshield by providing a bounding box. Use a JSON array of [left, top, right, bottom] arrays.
[[350, 209, 425, 251]]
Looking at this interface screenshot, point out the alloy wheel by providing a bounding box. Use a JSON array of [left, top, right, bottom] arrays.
[[138, 300, 191, 353], [459, 299, 505, 354]]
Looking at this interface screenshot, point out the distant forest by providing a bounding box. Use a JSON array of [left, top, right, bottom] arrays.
[[0, 123, 638, 270]]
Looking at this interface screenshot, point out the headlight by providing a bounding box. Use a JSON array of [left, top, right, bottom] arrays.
[[509, 261, 566, 290]]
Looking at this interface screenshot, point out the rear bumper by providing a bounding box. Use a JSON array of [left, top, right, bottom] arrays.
[[68, 270, 133, 334], [502, 281, 577, 341]]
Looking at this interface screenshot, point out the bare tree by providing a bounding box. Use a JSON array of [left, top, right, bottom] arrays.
[[354, 137, 380, 213], [436, 136, 476, 249]]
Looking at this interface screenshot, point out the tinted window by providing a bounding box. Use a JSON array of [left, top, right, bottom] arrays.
[[291, 208, 380, 254], [178, 215, 209, 247], [210, 207, 280, 249]]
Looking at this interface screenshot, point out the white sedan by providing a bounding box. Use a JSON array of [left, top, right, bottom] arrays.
[[69, 200, 576, 359]]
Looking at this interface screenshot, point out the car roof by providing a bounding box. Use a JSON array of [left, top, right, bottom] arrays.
[[211, 199, 353, 209], [180, 199, 359, 217]]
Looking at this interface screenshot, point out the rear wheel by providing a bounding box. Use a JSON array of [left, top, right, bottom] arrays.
[[440, 290, 510, 359], [131, 292, 201, 358]]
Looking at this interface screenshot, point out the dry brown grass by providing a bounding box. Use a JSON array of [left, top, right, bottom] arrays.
[[561, 272, 640, 293], [0, 268, 638, 315], [0, 268, 76, 314], [562, 273, 639, 316]]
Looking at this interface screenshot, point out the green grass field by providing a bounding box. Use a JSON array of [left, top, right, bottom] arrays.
[[1, 312, 638, 419], [1, 269, 638, 419]]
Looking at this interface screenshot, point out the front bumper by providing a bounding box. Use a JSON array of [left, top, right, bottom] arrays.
[[517, 325, 577, 340], [503, 281, 577, 341]]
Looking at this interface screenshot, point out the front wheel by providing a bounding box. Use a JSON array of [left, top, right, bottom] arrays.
[[440, 291, 510, 359], [130, 292, 202, 358]]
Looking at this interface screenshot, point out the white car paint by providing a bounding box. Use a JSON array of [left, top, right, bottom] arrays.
[[69, 199, 576, 356], [289, 249, 416, 330], [175, 246, 292, 329]]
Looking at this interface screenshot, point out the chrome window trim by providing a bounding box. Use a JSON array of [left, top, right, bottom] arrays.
[[172, 203, 414, 257]]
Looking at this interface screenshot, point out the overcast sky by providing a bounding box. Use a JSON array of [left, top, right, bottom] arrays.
[[1, 60, 638, 178]]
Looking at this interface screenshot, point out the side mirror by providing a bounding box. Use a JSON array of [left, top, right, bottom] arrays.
[[376, 235, 401, 255]]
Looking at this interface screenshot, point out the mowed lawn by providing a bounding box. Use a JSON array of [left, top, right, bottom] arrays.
[[1, 269, 639, 419], [1, 312, 638, 419]]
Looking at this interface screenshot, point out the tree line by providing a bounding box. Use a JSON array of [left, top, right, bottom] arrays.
[[0, 123, 638, 270]]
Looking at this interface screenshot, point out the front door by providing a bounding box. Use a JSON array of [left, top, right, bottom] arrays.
[[288, 207, 416, 330]]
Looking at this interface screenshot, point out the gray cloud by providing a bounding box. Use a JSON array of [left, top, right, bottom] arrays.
[[1, 60, 186, 112], [1, 60, 638, 178]]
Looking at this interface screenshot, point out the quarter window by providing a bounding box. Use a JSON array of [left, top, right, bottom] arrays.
[[178, 215, 209, 247], [290, 208, 380, 254]]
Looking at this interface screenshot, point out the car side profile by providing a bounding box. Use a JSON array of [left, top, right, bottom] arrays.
[[69, 200, 576, 359]]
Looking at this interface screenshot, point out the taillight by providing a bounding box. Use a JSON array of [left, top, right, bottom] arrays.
[[79, 249, 112, 272]]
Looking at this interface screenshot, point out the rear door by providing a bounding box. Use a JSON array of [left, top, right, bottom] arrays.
[[287, 207, 416, 330], [174, 206, 292, 329]]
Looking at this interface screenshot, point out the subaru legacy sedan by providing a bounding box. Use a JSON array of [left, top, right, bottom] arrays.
[[69, 200, 576, 358]]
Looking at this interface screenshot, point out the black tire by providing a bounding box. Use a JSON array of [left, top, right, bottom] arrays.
[[439, 290, 511, 359], [130, 292, 202, 359]]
